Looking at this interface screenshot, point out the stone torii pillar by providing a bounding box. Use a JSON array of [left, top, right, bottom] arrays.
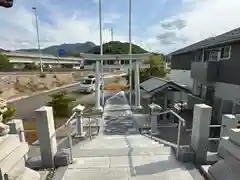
[[95, 60, 102, 110], [80, 53, 151, 109], [134, 60, 141, 108]]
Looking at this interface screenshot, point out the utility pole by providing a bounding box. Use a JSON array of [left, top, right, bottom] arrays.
[[32, 7, 43, 73], [110, 28, 114, 41], [128, 0, 132, 107], [99, 0, 104, 107]]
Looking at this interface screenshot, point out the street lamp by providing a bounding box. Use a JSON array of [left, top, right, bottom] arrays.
[[32, 7, 43, 73], [128, 0, 132, 106]]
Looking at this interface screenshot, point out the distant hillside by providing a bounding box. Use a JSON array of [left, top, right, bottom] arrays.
[[88, 41, 148, 54], [18, 41, 96, 56], [0, 48, 6, 52], [85, 41, 148, 65]]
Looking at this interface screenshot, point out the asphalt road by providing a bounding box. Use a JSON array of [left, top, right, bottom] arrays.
[[8, 76, 121, 121], [8, 84, 81, 120]]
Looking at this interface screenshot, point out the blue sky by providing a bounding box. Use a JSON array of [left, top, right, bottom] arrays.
[[0, 0, 240, 53]]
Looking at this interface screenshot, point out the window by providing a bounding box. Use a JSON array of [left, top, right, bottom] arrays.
[[203, 51, 210, 62], [194, 52, 202, 62], [220, 46, 231, 59], [82, 79, 92, 85], [209, 50, 218, 61]]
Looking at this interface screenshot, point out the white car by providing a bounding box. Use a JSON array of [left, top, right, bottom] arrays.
[[79, 77, 102, 93], [79, 77, 96, 93]]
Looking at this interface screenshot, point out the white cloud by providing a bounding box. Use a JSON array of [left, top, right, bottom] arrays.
[[0, 0, 124, 50], [3, 0, 240, 55], [147, 0, 240, 53]]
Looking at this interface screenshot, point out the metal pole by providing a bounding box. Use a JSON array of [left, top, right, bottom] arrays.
[[150, 110, 153, 139], [67, 123, 74, 163], [32, 7, 43, 73], [128, 0, 132, 107], [176, 120, 182, 159], [99, 0, 104, 107], [111, 28, 113, 41]]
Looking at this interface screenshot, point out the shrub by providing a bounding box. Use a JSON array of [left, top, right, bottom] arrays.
[[0, 53, 13, 70], [0, 89, 3, 94], [24, 63, 38, 70], [47, 91, 75, 117], [39, 73, 46, 78], [2, 107, 16, 123]]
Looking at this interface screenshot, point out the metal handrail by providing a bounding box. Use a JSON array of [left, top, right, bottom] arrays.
[[19, 112, 77, 166], [150, 108, 186, 160], [53, 111, 77, 163]]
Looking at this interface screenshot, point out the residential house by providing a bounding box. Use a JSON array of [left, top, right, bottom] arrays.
[[168, 27, 240, 123]]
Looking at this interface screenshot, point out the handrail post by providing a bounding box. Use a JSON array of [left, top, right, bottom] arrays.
[[89, 117, 92, 140], [176, 120, 182, 159], [67, 123, 74, 163]]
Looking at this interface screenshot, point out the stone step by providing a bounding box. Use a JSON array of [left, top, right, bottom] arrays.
[[0, 143, 28, 176], [229, 128, 240, 146], [207, 159, 237, 180], [73, 146, 172, 157], [218, 137, 229, 159], [0, 135, 21, 162], [218, 137, 240, 161], [0, 135, 9, 145], [14, 167, 40, 180], [5, 158, 26, 180]]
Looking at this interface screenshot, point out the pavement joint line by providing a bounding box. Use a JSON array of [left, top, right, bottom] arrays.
[[6, 73, 126, 103]]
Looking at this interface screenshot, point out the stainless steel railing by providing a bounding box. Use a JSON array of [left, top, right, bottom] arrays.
[[149, 109, 186, 159]]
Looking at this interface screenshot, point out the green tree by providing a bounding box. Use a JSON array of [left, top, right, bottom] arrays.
[[24, 63, 38, 70], [0, 53, 12, 70], [71, 53, 82, 57], [47, 91, 75, 117], [87, 41, 148, 55], [86, 41, 148, 65], [125, 55, 166, 88]]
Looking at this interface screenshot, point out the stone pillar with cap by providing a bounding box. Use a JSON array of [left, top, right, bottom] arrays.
[[72, 104, 85, 137], [190, 104, 212, 165], [35, 106, 57, 168], [94, 60, 103, 111]]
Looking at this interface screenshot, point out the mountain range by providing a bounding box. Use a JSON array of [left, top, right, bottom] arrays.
[[0, 41, 154, 57], [16, 41, 96, 56]]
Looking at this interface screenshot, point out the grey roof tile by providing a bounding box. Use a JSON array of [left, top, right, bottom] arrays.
[[140, 77, 168, 92]]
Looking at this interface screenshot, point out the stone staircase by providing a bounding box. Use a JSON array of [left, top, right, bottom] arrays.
[[0, 134, 40, 180], [201, 128, 240, 180]]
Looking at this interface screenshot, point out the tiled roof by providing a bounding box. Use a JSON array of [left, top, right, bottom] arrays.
[[140, 77, 168, 92], [140, 77, 191, 93], [170, 27, 240, 55]]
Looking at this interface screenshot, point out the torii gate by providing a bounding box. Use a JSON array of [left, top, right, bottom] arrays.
[[80, 53, 151, 111]]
